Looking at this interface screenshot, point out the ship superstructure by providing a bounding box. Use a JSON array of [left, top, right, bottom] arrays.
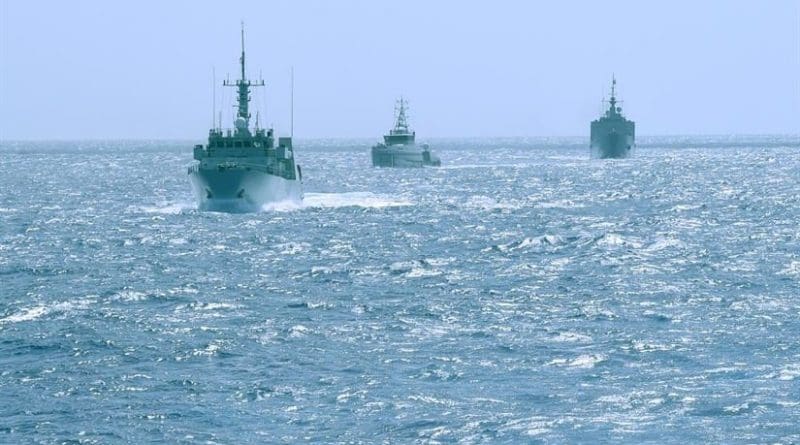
[[371, 98, 440, 167], [188, 25, 302, 212], [590, 77, 635, 159]]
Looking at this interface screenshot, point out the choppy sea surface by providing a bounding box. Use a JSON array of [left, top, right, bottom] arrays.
[[1, 136, 800, 444]]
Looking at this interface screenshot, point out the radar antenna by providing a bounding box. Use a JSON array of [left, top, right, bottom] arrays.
[[605, 75, 624, 117], [611, 75, 616, 100], [291, 66, 294, 138], [609, 75, 617, 109], [223, 22, 264, 135], [212, 66, 216, 129], [393, 96, 410, 133]]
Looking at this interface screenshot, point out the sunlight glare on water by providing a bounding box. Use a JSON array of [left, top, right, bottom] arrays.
[[1, 136, 799, 443]]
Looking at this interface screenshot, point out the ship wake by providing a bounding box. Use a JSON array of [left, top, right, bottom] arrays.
[[303, 192, 412, 209], [132, 193, 411, 215], [128, 201, 196, 215], [261, 192, 412, 212]]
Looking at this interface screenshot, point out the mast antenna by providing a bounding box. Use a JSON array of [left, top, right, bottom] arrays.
[[611, 74, 617, 100], [212, 66, 216, 129], [291, 66, 294, 138], [394, 95, 409, 132], [222, 22, 263, 132], [240, 21, 246, 81]]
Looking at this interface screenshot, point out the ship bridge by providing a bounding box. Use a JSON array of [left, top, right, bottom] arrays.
[[383, 97, 416, 146]]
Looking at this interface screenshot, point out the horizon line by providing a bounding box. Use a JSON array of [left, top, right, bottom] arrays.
[[1, 133, 798, 143]]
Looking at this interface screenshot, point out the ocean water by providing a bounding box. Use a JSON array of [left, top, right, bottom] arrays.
[[1, 136, 799, 444]]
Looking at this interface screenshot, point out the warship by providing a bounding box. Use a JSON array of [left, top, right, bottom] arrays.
[[188, 25, 302, 212], [371, 98, 440, 167], [590, 77, 635, 159]]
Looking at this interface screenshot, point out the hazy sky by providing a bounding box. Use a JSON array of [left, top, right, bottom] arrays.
[[1, 1, 798, 139]]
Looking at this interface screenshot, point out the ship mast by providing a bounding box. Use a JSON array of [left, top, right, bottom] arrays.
[[224, 22, 264, 135], [394, 96, 410, 133], [291, 66, 294, 138], [609, 75, 617, 110], [604, 75, 624, 118]]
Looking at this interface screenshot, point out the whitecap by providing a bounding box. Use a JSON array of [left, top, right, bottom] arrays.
[[261, 199, 304, 212], [417, 425, 452, 440], [110, 290, 149, 302], [551, 332, 593, 343], [630, 340, 673, 352], [545, 257, 571, 272], [548, 354, 606, 369], [336, 389, 366, 403], [128, 201, 195, 215], [190, 302, 240, 311], [595, 233, 642, 248], [288, 325, 309, 338], [597, 394, 629, 405], [777, 261, 800, 277], [311, 266, 334, 275], [0, 306, 49, 324], [569, 354, 606, 368], [406, 267, 442, 278], [722, 402, 749, 414], [389, 260, 440, 277], [705, 366, 740, 374], [463, 195, 520, 211], [275, 242, 310, 254], [167, 286, 198, 296], [777, 364, 800, 381], [644, 237, 685, 252], [496, 235, 565, 252], [191, 341, 223, 357], [0, 298, 95, 325], [407, 394, 455, 406], [535, 199, 583, 209], [303, 192, 412, 209], [500, 417, 561, 437], [670, 204, 705, 212], [630, 264, 663, 274]]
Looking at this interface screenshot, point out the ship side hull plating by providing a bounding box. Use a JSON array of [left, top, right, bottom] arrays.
[[371, 144, 441, 168], [189, 165, 302, 212], [590, 120, 635, 159]]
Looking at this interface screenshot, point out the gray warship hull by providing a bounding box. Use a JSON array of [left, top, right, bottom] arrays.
[[189, 25, 302, 213], [590, 124, 635, 159], [189, 164, 302, 212], [590, 77, 635, 159], [372, 98, 441, 168], [371, 144, 440, 167]]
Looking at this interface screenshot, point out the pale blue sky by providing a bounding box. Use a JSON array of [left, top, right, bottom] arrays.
[[1, 0, 798, 139]]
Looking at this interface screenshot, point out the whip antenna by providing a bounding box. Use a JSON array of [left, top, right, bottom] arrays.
[[291, 66, 294, 138], [212, 66, 216, 129]]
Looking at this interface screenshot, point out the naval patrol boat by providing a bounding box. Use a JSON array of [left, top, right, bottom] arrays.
[[189, 26, 302, 212], [371, 98, 440, 167], [590, 77, 635, 159]]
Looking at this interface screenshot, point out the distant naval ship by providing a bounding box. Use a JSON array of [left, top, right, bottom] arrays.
[[371, 98, 440, 167], [189, 25, 302, 212], [590, 77, 635, 159]]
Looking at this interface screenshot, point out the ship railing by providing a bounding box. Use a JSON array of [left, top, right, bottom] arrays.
[[222, 161, 296, 180], [188, 161, 295, 180]]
